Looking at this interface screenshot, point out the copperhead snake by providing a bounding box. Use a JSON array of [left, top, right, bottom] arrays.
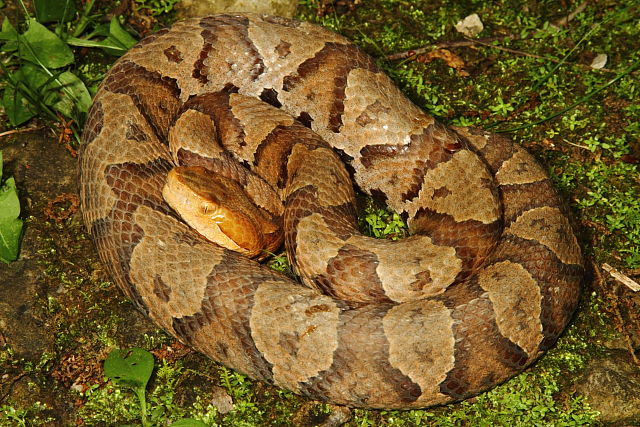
[[79, 14, 583, 409]]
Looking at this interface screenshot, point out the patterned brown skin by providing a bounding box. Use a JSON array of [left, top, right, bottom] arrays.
[[79, 14, 583, 409]]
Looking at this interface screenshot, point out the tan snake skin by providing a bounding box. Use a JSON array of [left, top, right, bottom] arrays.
[[79, 14, 583, 409]]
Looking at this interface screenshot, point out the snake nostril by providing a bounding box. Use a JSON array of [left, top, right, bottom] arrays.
[[444, 141, 462, 153]]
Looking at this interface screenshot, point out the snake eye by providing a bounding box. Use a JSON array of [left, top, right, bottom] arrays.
[[202, 204, 209, 214]]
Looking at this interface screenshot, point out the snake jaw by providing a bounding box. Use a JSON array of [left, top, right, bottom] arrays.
[[162, 168, 241, 252], [162, 166, 278, 258]]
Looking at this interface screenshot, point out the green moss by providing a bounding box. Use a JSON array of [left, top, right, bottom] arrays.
[[0, 401, 55, 426], [572, 160, 639, 267], [79, 358, 221, 425]]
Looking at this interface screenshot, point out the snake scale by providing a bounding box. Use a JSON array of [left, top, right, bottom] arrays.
[[79, 13, 583, 409]]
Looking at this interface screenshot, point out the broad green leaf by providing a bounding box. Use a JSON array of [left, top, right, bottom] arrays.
[[104, 348, 154, 391], [65, 37, 130, 54], [18, 63, 51, 90], [19, 18, 74, 68], [0, 17, 17, 40], [0, 16, 18, 40], [66, 19, 137, 57], [49, 71, 92, 118], [0, 165, 23, 264], [14, 63, 58, 111], [10, 64, 90, 122], [0, 217, 22, 263], [169, 419, 210, 427], [0, 177, 20, 221], [2, 86, 37, 126], [34, 0, 76, 23], [108, 17, 137, 49], [0, 17, 18, 52], [100, 18, 137, 56]]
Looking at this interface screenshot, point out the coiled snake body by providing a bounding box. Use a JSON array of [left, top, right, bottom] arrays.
[[79, 14, 583, 409]]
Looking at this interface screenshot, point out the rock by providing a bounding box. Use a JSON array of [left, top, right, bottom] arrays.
[[0, 132, 76, 362], [454, 14, 483, 37], [590, 54, 608, 69], [176, 0, 298, 19], [209, 385, 234, 414], [575, 349, 640, 424], [0, 131, 82, 424], [319, 405, 351, 427]]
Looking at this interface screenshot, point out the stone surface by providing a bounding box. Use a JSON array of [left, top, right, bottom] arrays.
[[454, 13, 483, 37], [0, 132, 76, 363], [320, 405, 352, 427], [575, 349, 640, 425], [0, 130, 158, 424], [209, 385, 234, 414]]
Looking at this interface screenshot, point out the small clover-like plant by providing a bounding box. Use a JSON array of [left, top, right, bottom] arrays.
[[104, 348, 208, 427], [359, 199, 407, 241], [104, 348, 155, 426]]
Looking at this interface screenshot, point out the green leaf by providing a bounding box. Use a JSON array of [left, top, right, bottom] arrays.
[[8, 64, 58, 122], [19, 18, 74, 68], [0, 153, 23, 263], [34, 0, 77, 23], [0, 176, 20, 221], [0, 217, 23, 263], [16, 62, 49, 88], [104, 348, 154, 391], [66, 18, 137, 56], [6, 64, 90, 122], [169, 419, 210, 427], [101, 18, 137, 56], [2, 85, 37, 126], [109, 17, 137, 48], [0, 17, 18, 52], [0, 17, 17, 40], [49, 71, 92, 118]]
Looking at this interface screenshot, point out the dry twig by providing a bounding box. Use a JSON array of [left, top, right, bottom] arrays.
[[0, 126, 44, 138], [603, 263, 640, 292], [595, 261, 640, 366]]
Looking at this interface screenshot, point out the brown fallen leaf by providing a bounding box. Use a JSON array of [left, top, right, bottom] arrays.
[[417, 49, 469, 76]]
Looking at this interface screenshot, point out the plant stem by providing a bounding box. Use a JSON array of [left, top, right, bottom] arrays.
[[17, 0, 31, 19], [73, 0, 96, 38], [135, 388, 149, 427], [495, 58, 640, 133]]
